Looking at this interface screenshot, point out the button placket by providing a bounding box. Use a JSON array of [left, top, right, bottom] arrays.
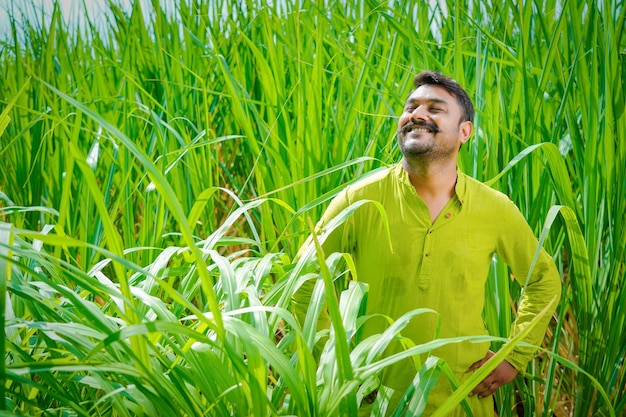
[[418, 227, 433, 289]]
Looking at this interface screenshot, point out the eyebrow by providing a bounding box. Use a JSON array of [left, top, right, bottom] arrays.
[[405, 97, 449, 106]]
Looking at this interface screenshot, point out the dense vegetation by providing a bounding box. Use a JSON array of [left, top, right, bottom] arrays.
[[0, 0, 624, 415]]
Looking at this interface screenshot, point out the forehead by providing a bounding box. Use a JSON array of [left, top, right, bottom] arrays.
[[405, 84, 458, 106]]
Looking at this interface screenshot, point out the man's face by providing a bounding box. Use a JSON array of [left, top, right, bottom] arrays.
[[397, 84, 471, 160]]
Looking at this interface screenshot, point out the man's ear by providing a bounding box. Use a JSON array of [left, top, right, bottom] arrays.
[[459, 121, 473, 144]]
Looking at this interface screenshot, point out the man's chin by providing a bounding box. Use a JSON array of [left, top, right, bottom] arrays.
[[399, 144, 430, 157]]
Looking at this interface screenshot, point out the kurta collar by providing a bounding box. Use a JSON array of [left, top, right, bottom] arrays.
[[455, 168, 467, 205], [393, 162, 468, 204]]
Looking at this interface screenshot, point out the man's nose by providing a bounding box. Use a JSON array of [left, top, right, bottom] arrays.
[[410, 105, 429, 121]]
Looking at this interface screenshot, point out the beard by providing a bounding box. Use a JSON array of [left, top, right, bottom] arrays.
[[397, 123, 458, 161], [398, 134, 432, 156]]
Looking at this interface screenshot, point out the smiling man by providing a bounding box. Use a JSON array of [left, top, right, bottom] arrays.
[[292, 70, 561, 415]]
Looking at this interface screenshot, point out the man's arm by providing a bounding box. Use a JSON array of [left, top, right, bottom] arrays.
[[291, 188, 353, 336], [469, 198, 562, 395]]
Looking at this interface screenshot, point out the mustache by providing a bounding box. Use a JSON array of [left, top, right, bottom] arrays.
[[399, 120, 440, 134]]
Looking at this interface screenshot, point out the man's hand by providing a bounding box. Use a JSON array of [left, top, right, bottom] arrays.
[[466, 350, 518, 398]]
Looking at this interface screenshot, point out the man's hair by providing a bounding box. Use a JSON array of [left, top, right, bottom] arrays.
[[413, 71, 474, 123]]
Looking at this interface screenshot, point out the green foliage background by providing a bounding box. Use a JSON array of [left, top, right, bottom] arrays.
[[0, 0, 624, 415]]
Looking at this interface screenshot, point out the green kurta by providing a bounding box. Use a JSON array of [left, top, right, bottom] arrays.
[[293, 163, 561, 415]]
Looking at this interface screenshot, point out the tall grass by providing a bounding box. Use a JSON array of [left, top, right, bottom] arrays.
[[0, 0, 624, 415]]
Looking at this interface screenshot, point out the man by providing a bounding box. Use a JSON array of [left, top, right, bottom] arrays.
[[292, 70, 561, 415]]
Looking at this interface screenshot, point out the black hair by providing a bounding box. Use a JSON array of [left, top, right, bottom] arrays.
[[413, 71, 474, 123]]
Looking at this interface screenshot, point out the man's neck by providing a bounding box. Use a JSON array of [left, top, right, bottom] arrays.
[[402, 157, 458, 200], [401, 157, 459, 223]]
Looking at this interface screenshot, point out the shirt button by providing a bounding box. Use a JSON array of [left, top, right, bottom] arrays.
[[445, 212, 451, 218]]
